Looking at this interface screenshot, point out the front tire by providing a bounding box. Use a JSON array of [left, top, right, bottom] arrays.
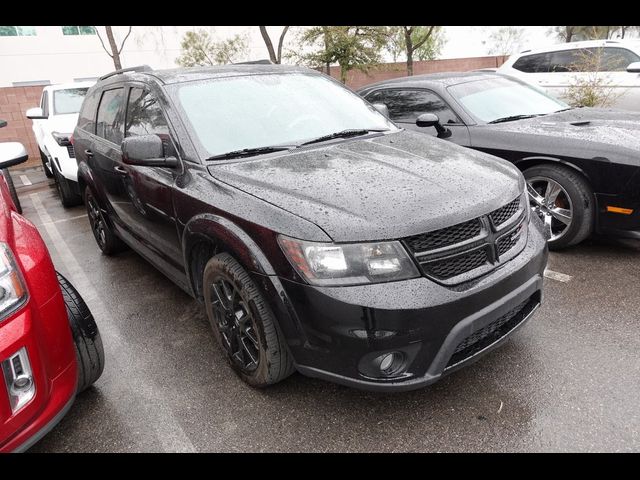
[[53, 163, 82, 207], [524, 164, 594, 250], [57, 272, 105, 393], [2, 169, 22, 214], [203, 253, 295, 387], [84, 187, 126, 255]]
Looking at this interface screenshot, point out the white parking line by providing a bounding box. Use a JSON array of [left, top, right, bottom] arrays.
[[19, 175, 32, 186], [29, 192, 197, 453], [544, 269, 573, 283]]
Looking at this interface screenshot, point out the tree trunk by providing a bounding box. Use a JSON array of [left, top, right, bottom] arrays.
[[259, 26, 278, 63], [404, 27, 414, 76], [105, 26, 122, 70], [323, 26, 331, 75]]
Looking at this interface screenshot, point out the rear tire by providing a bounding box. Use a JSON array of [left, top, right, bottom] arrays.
[[524, 164, 594, 250], [203, 253, 295, 387], [39, 148, 54, 179], [2, 169, 22, 214], [53, 163, 82, 207], [57, 272, 104, 393], [84, 187, 126, 255]]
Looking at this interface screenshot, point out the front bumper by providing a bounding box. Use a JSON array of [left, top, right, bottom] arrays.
[[265, 216, 548, 391]]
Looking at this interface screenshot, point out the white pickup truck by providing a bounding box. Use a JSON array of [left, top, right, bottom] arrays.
[[26, 81, 95, 207]]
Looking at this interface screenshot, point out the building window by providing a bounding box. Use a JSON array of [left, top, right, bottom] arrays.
[[0, 26, 36, 36], [62, 26, 96, 36]]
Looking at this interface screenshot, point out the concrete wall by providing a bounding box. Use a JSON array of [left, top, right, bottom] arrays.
[[327, 55, 508, 89], [0, 85, 43, 167]]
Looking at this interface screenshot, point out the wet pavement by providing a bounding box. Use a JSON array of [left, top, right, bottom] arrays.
[[12, 166, 640, 452]]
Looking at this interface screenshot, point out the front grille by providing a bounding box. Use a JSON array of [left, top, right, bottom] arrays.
[[405, 218, 481, 253], [422, 248, 487, 280], [497, 230, 519, 256], [490, 197, 520, 228], [445, 295, 538, 370], [66, 144, 76, 158]]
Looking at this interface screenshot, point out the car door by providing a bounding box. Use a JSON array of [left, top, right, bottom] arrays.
[[364, 88, 470, 145], [117, 85, 184, 276]]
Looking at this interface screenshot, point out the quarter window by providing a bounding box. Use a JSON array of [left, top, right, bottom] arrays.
[[366, 89, 459, 124], [96, 88, 125, 144]]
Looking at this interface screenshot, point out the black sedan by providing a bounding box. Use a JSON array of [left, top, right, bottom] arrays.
[[358, 72, 640, 249]]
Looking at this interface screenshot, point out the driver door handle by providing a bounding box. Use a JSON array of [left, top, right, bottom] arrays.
[[84, 149, 94, 158], [114, 165, 128, 175]]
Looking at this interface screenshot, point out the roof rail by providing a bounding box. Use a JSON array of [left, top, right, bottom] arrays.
[[233, 59, 273, 65], [99, 65, 153, 81]]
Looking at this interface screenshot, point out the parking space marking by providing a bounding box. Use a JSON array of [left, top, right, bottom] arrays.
[[29, 193, 197, 453], [543, 269, 573, 283], [41, 213, 88, 226], [20, 175, 32, 186]]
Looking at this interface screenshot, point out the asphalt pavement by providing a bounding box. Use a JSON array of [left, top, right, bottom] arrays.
[[12, 166, 640, 452]]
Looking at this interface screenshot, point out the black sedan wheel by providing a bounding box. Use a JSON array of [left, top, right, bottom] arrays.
[[524, 165, 594, 249], [203, 253, 294, 387]]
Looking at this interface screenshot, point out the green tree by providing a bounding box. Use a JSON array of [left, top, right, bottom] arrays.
[[294, 26, 389, 83], [176, 29, 248, 67], [387, 26, 445, 75]]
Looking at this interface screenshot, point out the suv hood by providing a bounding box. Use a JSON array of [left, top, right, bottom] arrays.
[[208, 130, 523, 242], [45, 113, 79, 134]]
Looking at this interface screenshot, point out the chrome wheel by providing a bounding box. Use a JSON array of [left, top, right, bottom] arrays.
[[209, 277, 260, 373], [527, 176, 573, 242]]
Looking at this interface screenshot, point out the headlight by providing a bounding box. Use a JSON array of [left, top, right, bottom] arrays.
[[278, 235, 420, 286], [0, 244, 27, 322], [51, 132, 72, 146]]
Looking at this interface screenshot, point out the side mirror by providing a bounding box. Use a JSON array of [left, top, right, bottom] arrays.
[[415, 113, 452, 139], [372, 103, 390, 118], [26, 107, 47, 120], [626, 62, 640, 73], [0, 119, 7, 129], [121, 135, 178, 168], [0, 142, 29, 169]]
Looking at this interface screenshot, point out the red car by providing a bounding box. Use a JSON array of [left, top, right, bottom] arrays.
[[0, 134, 104, 453]]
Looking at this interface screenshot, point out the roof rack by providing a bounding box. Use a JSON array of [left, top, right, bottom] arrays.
[[99, 65, 153, 81], [233, 59, 273, 65]]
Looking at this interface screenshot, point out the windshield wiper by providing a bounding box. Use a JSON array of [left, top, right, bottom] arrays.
[[299, 128, 388, 146], [205, 145, 294, 161], [488, 114, 543, 124]]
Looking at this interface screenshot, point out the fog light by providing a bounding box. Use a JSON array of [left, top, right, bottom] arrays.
[[374, 351, 405, 377], [13, 374, 32, 390], [2, 347, 35, 413]]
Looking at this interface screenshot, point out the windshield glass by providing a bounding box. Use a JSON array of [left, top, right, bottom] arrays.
[[173, 73, 396, 158], [53, 88, 89, 115], [448, 77, 568, 123]]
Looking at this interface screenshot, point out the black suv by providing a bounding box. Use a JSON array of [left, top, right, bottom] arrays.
[[73, 64, 548, 391]]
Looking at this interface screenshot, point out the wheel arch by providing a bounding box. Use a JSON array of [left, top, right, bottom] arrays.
[[514, 156, 592, 184]]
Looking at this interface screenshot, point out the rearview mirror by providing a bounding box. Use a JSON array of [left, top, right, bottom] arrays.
[[121, 135, 178, 168], [0, 142, 29, 168], [372, 103, 389, 118], [627, 62, 640, 73], [416, 113, 452, 139], [26, 107, 47, 119]]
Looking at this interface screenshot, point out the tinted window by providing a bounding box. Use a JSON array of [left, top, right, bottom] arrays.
[[53, 88, 89, 115], [125, 88, 170, 137], [512, 53, 551, 73], [96, 88, 124, 144], [77, 89, 101, 133], [601, 47, 640, 71], [549, 49, 582, 72], [366, 89, 459, 124]]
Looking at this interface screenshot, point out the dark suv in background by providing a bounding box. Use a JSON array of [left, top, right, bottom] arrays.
[[73, 64, 548, 391]]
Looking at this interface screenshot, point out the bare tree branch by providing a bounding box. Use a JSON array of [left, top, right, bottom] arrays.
[[95, 26, 114, 58], [277, 26, 289, 63], [118, 26, 133, 54]]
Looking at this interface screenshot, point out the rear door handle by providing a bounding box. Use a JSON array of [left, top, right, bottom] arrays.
[[114, 165, 128, 175], [84, 149, 94, 158]]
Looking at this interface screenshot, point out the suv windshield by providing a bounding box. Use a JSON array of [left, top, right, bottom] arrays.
[[173, 73, 396, 159], [53, 88, 89, 115], [448, 76, 568, 124]]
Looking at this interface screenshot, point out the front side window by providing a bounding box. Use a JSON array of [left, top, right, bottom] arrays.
[[62, 26, 96, 36], [366, 89, 459, 124], [96, 88, 125, 144], [448, 76, 567, 124], [173, 73, 395, 159], [53, 88, 89, 115], [125, 88, 170, 137], [0, 26, 36, 36], [600, 47, 640, 71], [40, 91, 49, 117]]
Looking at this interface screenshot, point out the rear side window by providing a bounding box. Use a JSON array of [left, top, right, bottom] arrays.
[[512, 53, 551, 73], [77, 89, 101, 133], [125, 88, 170, 137], [96, 88, 125, 144], [366, 89, 459, 124], [549, 49, 582, 72]]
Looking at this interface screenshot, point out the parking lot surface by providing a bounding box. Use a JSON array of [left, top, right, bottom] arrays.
[[14, 167, 640, 452]]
